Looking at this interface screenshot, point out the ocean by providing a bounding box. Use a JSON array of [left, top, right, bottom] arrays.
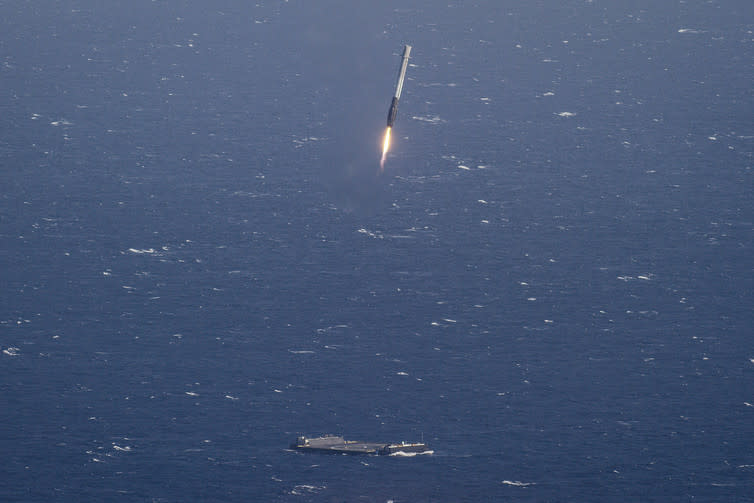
[[1, 1, 752, 501]]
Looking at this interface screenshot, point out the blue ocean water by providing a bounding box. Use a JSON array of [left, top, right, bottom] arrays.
[[1, 1, 752, 501]]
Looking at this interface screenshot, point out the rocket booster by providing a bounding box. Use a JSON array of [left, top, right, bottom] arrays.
[[386, 45, 411, 128]]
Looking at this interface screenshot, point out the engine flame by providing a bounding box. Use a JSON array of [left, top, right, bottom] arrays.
[[380, 127, 391, 171]]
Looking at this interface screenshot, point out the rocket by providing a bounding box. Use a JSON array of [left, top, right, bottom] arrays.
[[386, 45, 412, 128], [380, 44, 412, 171]]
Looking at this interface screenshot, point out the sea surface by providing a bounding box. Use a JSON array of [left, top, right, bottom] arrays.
[[1, 1, 753, 501]]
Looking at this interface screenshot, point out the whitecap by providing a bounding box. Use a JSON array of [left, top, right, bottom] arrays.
[[290, 484, 325, 495], [292, 136, 327, 148], [556, 112, 576, 117], [390, 450, 433, 457], [502, 480, 535, 487], [3, 347, 20, 356], [357, 228, 384, 239], [128, 248, 156, 254], [411, 115, 445, 124]]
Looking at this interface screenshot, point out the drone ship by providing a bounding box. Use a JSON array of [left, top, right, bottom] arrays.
[[290, 435, 431, 456]]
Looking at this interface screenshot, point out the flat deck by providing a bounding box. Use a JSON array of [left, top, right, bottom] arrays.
[[292, 436, 388, 455]]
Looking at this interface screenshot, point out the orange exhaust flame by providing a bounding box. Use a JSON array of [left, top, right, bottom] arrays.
[[380, 127, 391, 171]]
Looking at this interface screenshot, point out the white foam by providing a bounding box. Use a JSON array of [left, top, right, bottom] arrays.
[[128, 248, 156, 254], [316, 324, 349, 333], [290, 484, 325, 495], [556, 112, 576, 117], [389, 450, 433, 457], [3, 347, 20, 356], [502, 480, 535, 487], [357, 228, 384, 239], [411, 115, 445, 124], [292, 136, 326, 147]]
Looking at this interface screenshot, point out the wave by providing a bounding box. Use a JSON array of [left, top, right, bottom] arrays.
[[389, 450, 434, 457], [502, 480, 535, 487]]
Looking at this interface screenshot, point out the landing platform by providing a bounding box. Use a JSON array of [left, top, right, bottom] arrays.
[[291, 436, 385, 454], [290, 435, 430, 455]]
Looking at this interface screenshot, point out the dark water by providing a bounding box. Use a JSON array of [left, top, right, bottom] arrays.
[[2, 1, 753, 501]]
